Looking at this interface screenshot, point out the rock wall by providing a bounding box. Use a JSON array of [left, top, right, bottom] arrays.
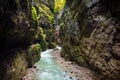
[[0, 0, 40, 50], [31, 0, 56, 51], [0, 44, 41, 80], [0, 0, 41, 80], [0, 0, 56, 79], [61, 0, 120, 80], [37, 0, 56, 50]]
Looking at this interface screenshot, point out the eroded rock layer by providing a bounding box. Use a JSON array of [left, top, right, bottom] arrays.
[[60, 0, 120, 80]]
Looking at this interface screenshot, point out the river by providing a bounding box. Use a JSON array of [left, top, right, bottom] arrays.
[[33, 46, 76, 80]]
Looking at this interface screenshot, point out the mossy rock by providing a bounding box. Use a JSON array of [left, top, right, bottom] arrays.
[[48, 42, 56, 49], [40, 34, 48, 51], [34, 27, 43, 41], [34, 27, 48, 51], [31, 6, 38, 21], [28, 43, 41, 55], [31, 6, 38, 27], [38, 3, 54, 24], [27, 43, 41, 67]]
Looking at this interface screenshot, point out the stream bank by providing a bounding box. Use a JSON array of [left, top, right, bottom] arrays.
[[23, 47, 97, 80], [51, 49, 97, 80]]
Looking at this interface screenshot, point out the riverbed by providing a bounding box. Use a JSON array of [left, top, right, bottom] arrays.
[[23, 47, 97, 80]]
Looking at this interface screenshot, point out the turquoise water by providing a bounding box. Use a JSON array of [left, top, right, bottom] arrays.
[[34, 47, 76, 80]]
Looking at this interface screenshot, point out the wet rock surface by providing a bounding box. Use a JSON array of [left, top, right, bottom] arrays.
[[52, 50, 97, 80], [60, 0, 120, 80]]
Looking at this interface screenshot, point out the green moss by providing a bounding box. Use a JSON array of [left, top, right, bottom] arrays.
[[61, 45, 87, 66], [54, 0, 66, 13], [40, 34, 48, 51], [38, 4, 54, 23], [31, 6, 38, 21], [27, 43, 41, 67], [28, 43, 41, 55], [48, 42, 56, 49], [35, 0, 39, 3], [38, 27, 48, 51], [39, 27, 44, 33], [34, 27, 48, 51]]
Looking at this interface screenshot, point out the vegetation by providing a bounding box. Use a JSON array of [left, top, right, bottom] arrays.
[[38, 4, 54, 23], [0, 0, 120, 80], [27, 43, 41, 67], [31, 6, 38, 24], [54, 0, 66, 13], [48, 42, 56, 49], [39, 27, 48, 51], [28, 43, 41, 55]]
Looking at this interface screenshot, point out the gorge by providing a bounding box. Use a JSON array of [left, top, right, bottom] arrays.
[[0, 0, 120, 80]]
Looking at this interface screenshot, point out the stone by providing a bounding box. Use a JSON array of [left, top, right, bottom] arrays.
[[60, 0, 120, 80]]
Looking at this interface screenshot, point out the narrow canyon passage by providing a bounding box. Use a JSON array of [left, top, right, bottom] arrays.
[[0, 0, 120, 80], [24, 46, 96, 80], [33, 47, 76, 80]]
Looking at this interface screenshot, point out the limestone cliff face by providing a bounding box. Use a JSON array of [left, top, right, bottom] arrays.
[[0, 0, 41, 80], [61, 0, 120, 80], [36, 0, 56, 50]]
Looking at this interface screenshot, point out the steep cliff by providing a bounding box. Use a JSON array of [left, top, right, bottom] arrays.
[[0, 0, 120, 80], [34, 0, 56, 50], [0, 0, 57, 79], [0, 0, 41, 80], [60, 0, 120, 80]]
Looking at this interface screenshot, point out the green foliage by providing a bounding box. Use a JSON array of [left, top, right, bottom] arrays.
[[39, 27, 44, 33], [54, 0, 66, 13], [31, 6, 38, 21], [39, 27, 48, 51], [40, 38, 48, 51], [35, 0, 39, 3], [38, 4, 54, 23]]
